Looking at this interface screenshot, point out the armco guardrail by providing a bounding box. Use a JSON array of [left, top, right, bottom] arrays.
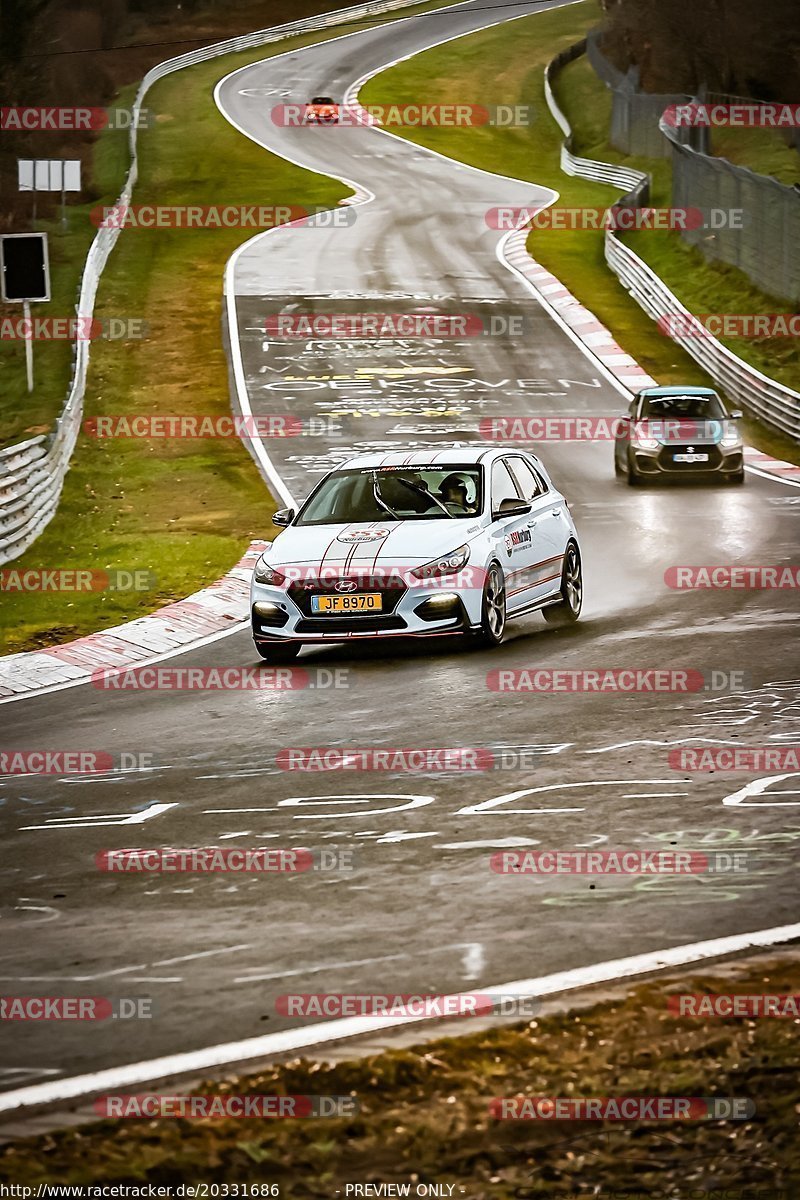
[[0, 0, 437, 565], [544, 41, 648, 201], [543, 41, 800, 441]]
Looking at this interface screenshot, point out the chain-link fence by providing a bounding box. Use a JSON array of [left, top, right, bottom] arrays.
[[586, 30, 685, 159], [662, 108, 800, 304], [585, 28, 800, 304], [544, 40, 800, 441]]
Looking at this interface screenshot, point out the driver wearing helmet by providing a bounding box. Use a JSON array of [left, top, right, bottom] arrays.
[[438, 473, 471, 514], [388, 472, 429, 513]]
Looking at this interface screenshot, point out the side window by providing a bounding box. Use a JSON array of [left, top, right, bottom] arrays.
[[532, 465, 550, 495], [507, 457, 547, 500], [491, 459, 522, 513]]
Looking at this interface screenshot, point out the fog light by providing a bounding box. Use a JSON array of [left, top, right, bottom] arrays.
[[634, 454, 659, 471], [253, 602, 287, 627], [414, 593, 461, 622]]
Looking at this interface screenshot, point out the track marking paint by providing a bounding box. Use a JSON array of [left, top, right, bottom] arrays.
[[3, 922, 799, 1114]]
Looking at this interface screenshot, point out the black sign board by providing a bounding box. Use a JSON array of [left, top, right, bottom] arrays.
[[0, 233, 50, 302]]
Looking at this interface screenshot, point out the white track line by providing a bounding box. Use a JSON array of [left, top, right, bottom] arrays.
[[745, 464, 800, 490], [2, 921, 799, 1115], [214, 0, 567, 504], [223, 2, 797, 503], [496, 230, 632, 399], [0, 0, 489, 707], [339, 0, 573, 183], [4, 11, 800, 1122], [5, 0, 797, 707], [339, 21, 800, 484]]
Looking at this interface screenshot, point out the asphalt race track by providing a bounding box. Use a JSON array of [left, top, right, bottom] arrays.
[[1, 0, 800, 1099]]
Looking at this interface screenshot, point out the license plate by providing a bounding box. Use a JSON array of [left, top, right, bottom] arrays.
[[311, 593, 383, 614], [674, 452, 709, 463]]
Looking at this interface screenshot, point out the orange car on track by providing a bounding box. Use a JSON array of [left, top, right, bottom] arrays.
[[304, 96, 339, 124]]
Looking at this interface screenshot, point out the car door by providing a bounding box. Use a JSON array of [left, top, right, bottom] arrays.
[[488, 457, 539, 612], [506, 456, 567, 599]]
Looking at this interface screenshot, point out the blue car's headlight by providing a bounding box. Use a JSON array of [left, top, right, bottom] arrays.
[[720, 421, 742, 448], [631, 423, 660, 450], [254, 556, 285, 585], [411, 545, 470, 579]]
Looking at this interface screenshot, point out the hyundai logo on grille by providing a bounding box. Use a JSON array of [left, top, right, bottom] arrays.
[[335, 580, 358, 593]]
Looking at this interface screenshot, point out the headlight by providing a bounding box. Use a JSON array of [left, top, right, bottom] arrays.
[[720, 421, 742, 448], [254, 556, 285, 586], [631, 423, 660, 450], [411, 545, 470, 579]]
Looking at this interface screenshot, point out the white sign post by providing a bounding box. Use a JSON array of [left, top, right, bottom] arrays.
[[0, 233, 51, 393], [23, 301, 33, 392]]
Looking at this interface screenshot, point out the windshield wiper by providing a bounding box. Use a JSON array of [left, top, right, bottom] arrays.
[[372, 472, 400, 520], [395, 476, 454, 518]]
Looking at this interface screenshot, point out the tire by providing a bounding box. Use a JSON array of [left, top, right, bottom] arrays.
[[254, 640, 301, 663], [727, 470, 745, 485], [474, 561, 506, 647], [542, 542, 583, 627], [626, 451, 642, 487]]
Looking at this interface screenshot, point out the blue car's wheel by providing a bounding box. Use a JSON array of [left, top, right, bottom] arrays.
[[626, 450, 643, 487]]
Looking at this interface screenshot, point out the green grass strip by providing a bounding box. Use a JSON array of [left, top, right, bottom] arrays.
[[360, 1, 800, 464], [0, 0, 454, 656]]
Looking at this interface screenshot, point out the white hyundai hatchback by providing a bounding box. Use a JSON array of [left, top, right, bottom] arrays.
[[250, 447, 583, 660]]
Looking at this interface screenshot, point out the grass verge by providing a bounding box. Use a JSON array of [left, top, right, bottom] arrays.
[[559, 56, 800, 406], [359, 2, 800, 465], [0, 0, 456, 657], [1, 957, 799, 1193], [0, 97, 131, 449]]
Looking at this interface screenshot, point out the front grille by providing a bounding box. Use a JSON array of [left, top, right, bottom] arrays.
[[295, 615, 407, 634], [658, 444, 723, 471], [287, 577, 407, 618]]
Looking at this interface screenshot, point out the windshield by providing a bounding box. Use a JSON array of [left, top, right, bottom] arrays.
[[296, 466, 484, 526], [641, 393, 725, 419]]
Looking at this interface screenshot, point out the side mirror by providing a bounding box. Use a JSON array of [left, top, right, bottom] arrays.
[[493, 498, 531, 520], [729, 410, 743, 420], [272, 507, 295, 527]]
